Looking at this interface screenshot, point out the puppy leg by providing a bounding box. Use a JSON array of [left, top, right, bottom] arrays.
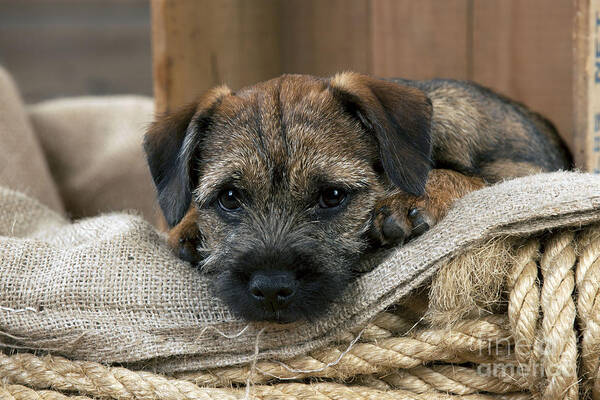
[[372, 169, 486, 246], [167, 206, 203, 264]]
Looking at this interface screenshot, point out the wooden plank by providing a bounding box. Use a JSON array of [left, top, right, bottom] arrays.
[[574, 0, 600, 172], [471, 0, 574, 153], [151, 0, 281, 114], [280, 0, 370, 76], [0, 0, 151, 103], [370, 0, 470, 80]]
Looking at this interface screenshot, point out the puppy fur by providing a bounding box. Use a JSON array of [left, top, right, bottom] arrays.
[[144, 73, 571, 323]]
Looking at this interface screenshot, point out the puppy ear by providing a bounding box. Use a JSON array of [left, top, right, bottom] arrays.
[[330, 72, 433, 196], [144, 86, 231, 227]]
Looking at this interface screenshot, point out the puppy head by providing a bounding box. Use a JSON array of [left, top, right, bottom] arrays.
[[144, 73, 432, 323]]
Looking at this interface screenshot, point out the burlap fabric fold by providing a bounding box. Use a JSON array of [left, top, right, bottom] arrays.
[[27, 96, 158, 223], [0, 66, 63, 214], [1, 171, 599, 372], [0, 64, 158, 225]]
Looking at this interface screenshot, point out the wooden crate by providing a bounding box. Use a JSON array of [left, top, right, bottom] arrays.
[[151, 0, 600, 172]]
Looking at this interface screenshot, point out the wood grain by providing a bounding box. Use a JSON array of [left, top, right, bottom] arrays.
[[370, 0, 470, 80], [151, 0, 584, 167], [573, 0, 600, 171], [0, 0, 151, 103], [472, 0, 574, 151], [280, 0, 370, 76], [151, 0, 281, 114]]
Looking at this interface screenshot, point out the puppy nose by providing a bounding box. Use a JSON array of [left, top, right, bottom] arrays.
[[248, 270, 297, 312]]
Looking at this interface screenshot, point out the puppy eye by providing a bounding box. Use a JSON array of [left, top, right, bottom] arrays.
[[318, 188, 346, 208], [218, 188, 242, 211]]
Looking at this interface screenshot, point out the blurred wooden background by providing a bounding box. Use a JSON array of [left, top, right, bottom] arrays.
[[152, 0, 574, 155], [1, 1, 591, 169], [0, 0, 152, 102]]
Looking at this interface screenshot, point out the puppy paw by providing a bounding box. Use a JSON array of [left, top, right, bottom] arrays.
[[372, 169, 486, 246], [372, 199, 434, 246], [174, 236, 203, 264], [407, 207, 433, 237], [167, 206, 204, 265]]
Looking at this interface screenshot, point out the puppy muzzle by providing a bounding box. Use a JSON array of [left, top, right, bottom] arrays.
[[248, 270, 298, 313]]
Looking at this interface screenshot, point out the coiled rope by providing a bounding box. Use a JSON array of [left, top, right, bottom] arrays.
[[2, 224, 599, 399]]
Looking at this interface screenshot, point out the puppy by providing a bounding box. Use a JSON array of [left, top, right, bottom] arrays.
[[144, 73, 571, 323]]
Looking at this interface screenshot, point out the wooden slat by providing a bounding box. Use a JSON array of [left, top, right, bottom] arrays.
[[574, 0, 600, 172], [471, 0, 574, 153], [0, 0, 151, 103], [280, 0, 370, 76], [370, 0, 470, 80], [151, 0, 281, 114]]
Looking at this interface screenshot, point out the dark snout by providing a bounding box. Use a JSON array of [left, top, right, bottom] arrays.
[[215, 232, 354, 323], [248, 270, 298, 312], [210, 209, 363, 323]]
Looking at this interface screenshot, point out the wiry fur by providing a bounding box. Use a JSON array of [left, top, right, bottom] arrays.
[[205, 204, 368, 322], [144, 72, 571, 323]]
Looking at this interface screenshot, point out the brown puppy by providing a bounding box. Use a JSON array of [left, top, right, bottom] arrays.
[[144, 73, 571, 323]]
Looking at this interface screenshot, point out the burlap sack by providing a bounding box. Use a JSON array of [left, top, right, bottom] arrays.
[[0, 66, 63, 214], [1, 171, 599, 372], [27, 96, 159, 224]]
